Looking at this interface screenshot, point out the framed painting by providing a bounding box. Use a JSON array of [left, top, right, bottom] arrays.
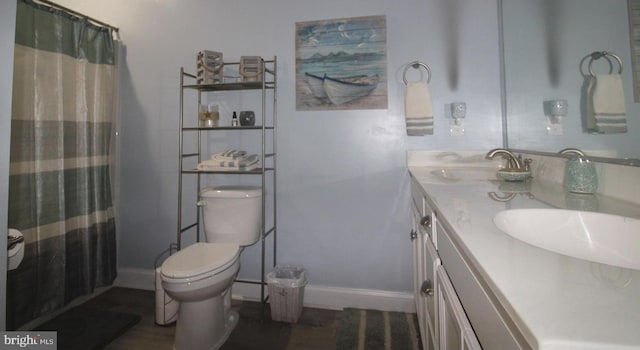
[[295, 15, 388, 111]]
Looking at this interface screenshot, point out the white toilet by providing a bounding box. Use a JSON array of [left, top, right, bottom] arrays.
[[160, 186, 262, 350]]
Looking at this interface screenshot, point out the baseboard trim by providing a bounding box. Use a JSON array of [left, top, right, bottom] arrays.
[[115, 268, 156, 291], [116, 268, 416, 313]]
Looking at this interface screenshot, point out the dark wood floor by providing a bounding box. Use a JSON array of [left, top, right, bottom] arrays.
[[86, 287, 342, 350]]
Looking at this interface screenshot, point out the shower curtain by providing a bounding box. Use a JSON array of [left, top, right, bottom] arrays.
[[7, 0, 119, 329]]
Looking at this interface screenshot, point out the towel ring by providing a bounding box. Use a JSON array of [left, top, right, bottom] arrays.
[[588, 51, 623, 77], [403, 61, 431, 85]]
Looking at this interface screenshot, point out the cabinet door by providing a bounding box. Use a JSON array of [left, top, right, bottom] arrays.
[[413, 205, 441, 350], [423, 236, 440, 349], [436, 266, 482, 350], [411, 205, 428, 347]]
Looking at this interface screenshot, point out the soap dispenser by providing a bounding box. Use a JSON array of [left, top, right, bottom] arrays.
[[559, 148, 598, 194]]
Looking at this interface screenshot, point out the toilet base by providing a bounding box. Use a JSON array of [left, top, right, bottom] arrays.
[[211, 309, 239, 350], [172, 310, 238, 350], [173, 290, 239, 350], [173, 310, 238, 350]]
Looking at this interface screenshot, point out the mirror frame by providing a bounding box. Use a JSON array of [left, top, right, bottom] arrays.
[[509, 148, 640, 166]]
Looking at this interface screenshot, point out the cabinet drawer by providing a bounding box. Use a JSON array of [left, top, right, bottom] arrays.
[[438, 221, 526, 350], [411, 177, 438, 247]]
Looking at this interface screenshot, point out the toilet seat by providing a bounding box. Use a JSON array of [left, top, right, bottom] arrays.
[[161, 242, 240, 283]]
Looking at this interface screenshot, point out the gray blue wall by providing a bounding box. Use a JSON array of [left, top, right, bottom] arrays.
[[23, 0, 503, 293]]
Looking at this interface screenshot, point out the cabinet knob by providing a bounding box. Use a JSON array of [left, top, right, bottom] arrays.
[[421, 279, 434, 296], [420, 215, 432, 229], [410, 230, 418, 241]]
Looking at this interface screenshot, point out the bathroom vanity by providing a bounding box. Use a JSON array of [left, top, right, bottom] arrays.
[[408, 151, 640, 350]]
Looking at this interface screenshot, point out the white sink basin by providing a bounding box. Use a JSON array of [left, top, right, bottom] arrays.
[[493, 209, 640, 270], [430, 167, 498, 182]]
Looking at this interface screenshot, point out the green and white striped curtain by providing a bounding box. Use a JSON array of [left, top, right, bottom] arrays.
[[7, 0, 119, 329]]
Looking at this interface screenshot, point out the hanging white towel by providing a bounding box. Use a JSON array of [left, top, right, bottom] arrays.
[[404, 81, 434, 136], [587, 74, 627, 133]]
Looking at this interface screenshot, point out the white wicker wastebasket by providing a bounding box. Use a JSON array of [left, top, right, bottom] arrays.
[[267, 265, 307, 323]]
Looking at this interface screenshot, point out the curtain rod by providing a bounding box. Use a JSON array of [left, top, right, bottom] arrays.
[[34, 0, 120, 32]]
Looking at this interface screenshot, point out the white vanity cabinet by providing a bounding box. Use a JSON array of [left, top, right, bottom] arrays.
[[410, 173, 529, 350], [437, 219, 526, 350], [411, 201, 480, 350], [411, 181, 439, 350], [436, 265, 481, 350]]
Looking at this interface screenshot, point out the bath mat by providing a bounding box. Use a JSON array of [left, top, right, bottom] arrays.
[[34, 305, 140, 350], [335, 308, 421, 350]]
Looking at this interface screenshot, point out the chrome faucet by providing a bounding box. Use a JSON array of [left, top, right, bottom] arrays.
[[485, 148, 523, 169], [559, 148, 586, 157]]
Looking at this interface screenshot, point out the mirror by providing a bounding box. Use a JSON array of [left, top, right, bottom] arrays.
[[501, 0, 640, 164]]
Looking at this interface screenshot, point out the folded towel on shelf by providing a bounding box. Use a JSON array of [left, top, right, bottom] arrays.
[[197, 163, 259, 172], [210, 149, 247, 161], [404, 81, 434, 136], [586, 74, 627, 134], [197, 153, 259, 171], [212, 154, 258, 168]]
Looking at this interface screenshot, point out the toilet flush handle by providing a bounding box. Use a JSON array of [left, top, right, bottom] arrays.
[[8, 233, 24, 250], [196, 201, 206, 207]]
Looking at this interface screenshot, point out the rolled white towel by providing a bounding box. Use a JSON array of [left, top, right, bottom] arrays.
[[197, 163, 259, 172], [211, 149, 247, 161], [197, 154, 259, 171], [210, 154, 258, 167]]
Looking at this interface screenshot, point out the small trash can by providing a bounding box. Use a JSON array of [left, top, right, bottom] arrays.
[[267, 265, 307, 323]]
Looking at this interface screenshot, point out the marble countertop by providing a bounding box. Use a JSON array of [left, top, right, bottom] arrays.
[[409, 165, 640, 350]]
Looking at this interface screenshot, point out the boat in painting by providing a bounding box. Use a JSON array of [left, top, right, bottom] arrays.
[[304, 72, 380, 105], [322, 74, 379, 105], [304, 72, 328, 99]]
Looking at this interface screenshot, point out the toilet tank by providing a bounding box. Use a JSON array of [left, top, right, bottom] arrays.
[[199, 186, 262, 246]]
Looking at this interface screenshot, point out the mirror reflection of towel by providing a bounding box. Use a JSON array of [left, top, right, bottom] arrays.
[[587, 74, 627, 134], [405, 82, 433, 136]]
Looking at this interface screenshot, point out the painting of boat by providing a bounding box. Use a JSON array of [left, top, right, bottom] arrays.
[[304, 72, 328, 99], [296, 15, 387, 110], [322, 74, 379, 105], [305, 72, 379, 105]]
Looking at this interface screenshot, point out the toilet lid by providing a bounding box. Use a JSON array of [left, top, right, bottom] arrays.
[[161, 242, 240, 280]]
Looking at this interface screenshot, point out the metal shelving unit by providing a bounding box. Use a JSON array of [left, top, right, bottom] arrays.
[[176, 57, 277, 307]]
